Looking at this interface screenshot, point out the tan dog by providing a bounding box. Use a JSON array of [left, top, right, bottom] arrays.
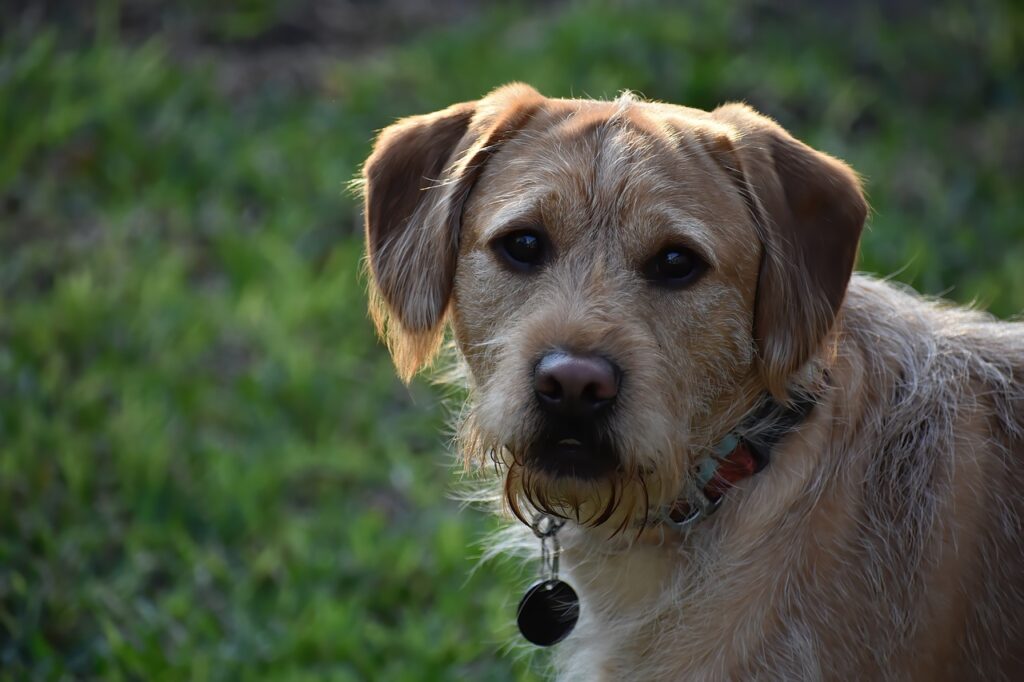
[[361, 84, 1024, 680]]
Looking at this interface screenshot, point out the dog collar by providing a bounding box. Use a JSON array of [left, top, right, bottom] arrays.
[[656, 392, 819, 531]]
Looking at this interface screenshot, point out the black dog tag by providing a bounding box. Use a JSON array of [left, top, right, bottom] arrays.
[[517, 578, 580, 646]]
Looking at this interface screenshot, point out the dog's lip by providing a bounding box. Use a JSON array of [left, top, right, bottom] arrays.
[[526, 430, 617, 479]]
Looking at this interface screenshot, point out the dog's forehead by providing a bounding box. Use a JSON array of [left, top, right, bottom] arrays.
[[466, 99, 749, 258]]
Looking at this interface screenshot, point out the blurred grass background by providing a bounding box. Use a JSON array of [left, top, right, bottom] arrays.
[[0, 1, 1021, 679]]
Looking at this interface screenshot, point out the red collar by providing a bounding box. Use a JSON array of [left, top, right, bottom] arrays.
[[666, 438, 762, 524]]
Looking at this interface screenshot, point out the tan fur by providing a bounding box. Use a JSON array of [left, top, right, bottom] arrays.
[[362, 84, 1024, 680]]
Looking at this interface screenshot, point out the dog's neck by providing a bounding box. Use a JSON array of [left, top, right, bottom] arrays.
[[649, 388, 821, 536]]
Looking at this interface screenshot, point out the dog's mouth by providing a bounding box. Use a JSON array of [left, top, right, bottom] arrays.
[[525, 424, 617, 479]]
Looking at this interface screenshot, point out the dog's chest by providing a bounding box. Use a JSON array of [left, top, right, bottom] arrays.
[[556, 538, 691, 679]]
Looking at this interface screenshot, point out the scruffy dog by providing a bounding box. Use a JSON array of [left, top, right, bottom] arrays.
[[361, 84, 1024, 680]]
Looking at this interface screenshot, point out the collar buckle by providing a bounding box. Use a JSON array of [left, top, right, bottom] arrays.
[[663, 479, 725, 531]]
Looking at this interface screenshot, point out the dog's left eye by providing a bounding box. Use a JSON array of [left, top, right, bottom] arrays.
[[643, 246, 707, 289], [492, 230, 548, 271]]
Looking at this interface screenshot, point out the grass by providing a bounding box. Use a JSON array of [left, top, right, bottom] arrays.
[[0, 1, 1021, 679]]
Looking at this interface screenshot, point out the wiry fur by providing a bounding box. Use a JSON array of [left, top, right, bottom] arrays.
[[543, 278, 1024, 680], [361, 84, 1024, 680]]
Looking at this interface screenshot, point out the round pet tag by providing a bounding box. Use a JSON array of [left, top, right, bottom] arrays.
[[516, 578, 580, 646]]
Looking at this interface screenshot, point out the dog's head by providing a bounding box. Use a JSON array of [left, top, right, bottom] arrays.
[[362, 84, 866, 531]]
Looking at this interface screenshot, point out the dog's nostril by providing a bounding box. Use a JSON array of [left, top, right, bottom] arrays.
[[534, 371, 564, 401], [581, 384, 605, 404], [533, 352, 620, 416]]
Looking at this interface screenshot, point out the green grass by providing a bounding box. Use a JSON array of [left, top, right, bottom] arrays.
[[1, 1, 1022, 679]]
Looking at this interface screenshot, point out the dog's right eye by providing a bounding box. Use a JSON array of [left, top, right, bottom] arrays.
[[492, 230, 548, 271]]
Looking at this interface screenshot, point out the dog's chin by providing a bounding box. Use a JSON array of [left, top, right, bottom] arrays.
[[503, 429, 658, 531]]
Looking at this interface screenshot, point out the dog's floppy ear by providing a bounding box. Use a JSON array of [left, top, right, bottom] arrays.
[[363, 83, 544, 381], [712, 104, 867, 399]]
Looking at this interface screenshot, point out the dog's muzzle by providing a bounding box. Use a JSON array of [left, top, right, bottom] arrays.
[[527, 352, 621, 478]]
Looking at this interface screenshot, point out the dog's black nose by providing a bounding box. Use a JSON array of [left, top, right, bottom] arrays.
[[534, 352, 620, 418]]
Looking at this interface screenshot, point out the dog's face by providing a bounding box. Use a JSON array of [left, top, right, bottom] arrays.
[[363, 84, 865, 531]]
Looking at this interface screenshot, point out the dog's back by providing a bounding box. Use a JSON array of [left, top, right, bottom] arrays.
[[835, 276, 1024, 680]]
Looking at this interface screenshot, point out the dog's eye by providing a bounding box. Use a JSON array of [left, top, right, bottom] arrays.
[[493, 230, 548, 271], [644, 246, 706, 289]]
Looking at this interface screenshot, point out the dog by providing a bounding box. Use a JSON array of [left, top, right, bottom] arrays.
[[360, 83, 1024, 680]]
